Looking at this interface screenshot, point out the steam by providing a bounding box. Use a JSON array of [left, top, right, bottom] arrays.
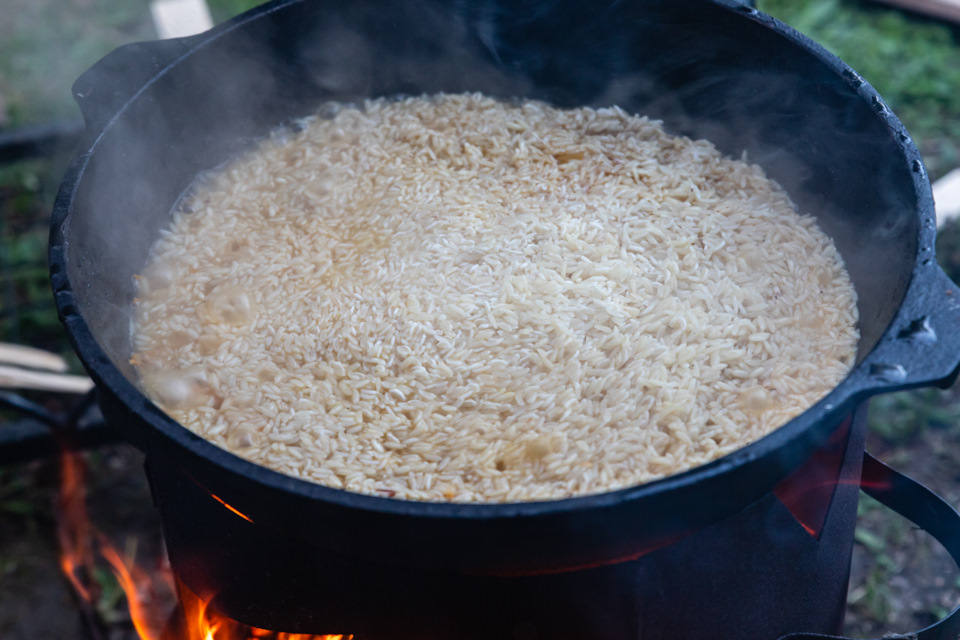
[[70, 0, 919, 386], [52, 0, 935, 637]]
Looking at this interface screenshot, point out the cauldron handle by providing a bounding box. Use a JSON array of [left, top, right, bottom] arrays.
[[71, 35, 204, 135], [852, 267, 960, 394], [779, 452, 960, 640]]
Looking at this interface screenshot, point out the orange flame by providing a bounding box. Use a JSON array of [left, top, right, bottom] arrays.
[[56, 447, 174, 640], [208, 493, 254, 523], [55, 447, 352, 640], [57, 448, 95, 603], [178, 583, 352, 640], [100, 540, 170, 640]]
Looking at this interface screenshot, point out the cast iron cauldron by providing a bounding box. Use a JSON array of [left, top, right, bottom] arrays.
[[50, 0, 960, 638]]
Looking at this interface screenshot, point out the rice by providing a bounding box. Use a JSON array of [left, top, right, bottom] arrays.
[[131, 93, 858, 503]]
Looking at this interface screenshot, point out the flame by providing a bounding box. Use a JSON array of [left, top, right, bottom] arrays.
[[56, 449, 95, 603], [182, 589, 220, 640], [100, 540, 170, 640], [179, 584, 352, 640], [56, 447, 174, 640], [55, 447, 352, 640], [208, 493, 254, 523]]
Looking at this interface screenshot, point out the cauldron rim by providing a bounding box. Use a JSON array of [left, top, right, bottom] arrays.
[[49, 0, 956, 527]]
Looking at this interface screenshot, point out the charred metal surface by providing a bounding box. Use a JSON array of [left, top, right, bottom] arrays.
[[148, 412, 864, 640]]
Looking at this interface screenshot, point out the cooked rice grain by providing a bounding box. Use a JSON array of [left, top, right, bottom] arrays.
[[132, 93, 858, 502]]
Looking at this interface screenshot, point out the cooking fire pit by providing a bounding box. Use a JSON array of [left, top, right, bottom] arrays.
[[49, 0, 960, 638]]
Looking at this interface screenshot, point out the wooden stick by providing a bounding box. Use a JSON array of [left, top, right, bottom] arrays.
[[0, 342, 70, 372], [0, 365, 94, 394]]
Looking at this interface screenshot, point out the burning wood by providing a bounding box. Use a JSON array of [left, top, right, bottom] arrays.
[[55, 447, 173, 640], [177, 584, 354, 640], [54, 447, 353, 640]]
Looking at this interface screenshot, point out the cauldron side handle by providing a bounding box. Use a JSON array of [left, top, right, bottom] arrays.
[[852, 266, 960, 394], [778, 452, 960, 640], [68, 0, 305, 135], [70, 36, 203, 136]]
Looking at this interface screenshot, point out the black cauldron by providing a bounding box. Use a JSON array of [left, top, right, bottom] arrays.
[[50, 1, 960, 638]]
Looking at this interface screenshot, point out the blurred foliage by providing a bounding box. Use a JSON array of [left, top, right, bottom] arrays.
[[757, 0, 960, 180], [0, 467, 41, 518], [0, 230, 54, 329], [867, 388, 958, 443], [206, 0, 265, 23], [0, 154, 75, 348], [0, 0, 156, 128], [0, 0, 155, 342], [0, 0, 266, 129]]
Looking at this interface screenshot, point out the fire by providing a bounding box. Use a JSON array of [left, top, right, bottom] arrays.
[[54, 447, 350, 640], [56, 447, 174, 640], [208, 492, 254, 523], [178, 584, 352, 640], [56, 448, 95, 603]]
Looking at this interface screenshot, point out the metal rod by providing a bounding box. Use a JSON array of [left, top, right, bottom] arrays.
[[0, 121, 83, 165], [0, 419, 119, 465], [0, 390, 120, 465], [0, 390, 59, 425]]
